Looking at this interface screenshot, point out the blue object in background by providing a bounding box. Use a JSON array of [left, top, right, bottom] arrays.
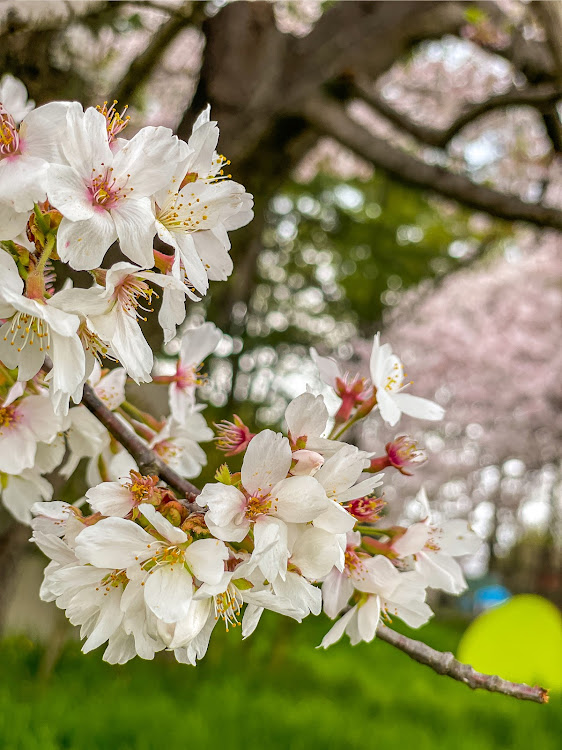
[[473, 584, 511, 612]]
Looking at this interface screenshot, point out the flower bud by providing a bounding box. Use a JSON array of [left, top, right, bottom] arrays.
[[291, 449, 325, 476]]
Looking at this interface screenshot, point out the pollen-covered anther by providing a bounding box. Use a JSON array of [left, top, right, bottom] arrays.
[[245, 493, 272, 520], [0, 405, 18, 429], [0, 105, 20, 157], [214, 584, 243, 631], [3, 312, 51, 353], [79, 322, 116, 364], [116, 276, 156, 321], [96, 100, 130, 141], [100, 570, 128, 589], [125, 470, 161, 505]]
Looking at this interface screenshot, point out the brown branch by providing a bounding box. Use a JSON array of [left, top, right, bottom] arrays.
[[110, 1, 205, 105], [376, 623, 549, 703], [354, 79, 562, 148], [302, 94, 562, 231], [81, 383, 202, 510]]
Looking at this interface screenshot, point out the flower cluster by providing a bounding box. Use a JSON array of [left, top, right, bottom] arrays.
[[0, 76, 250, 518], [0, 77, 481, 666]]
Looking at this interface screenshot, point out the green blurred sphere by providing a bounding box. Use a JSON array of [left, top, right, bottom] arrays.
[[458, 594, 562, 691]]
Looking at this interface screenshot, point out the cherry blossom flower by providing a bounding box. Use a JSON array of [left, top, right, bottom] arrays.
[[0, 390, 63, 475], [312, 444, 382, 534], [1, 469, 53, 525], [150, 404, 213, 479], [53, 262, 186, 383], [0, 99, 76, 212], [167, 322, 221, 415], [154, 106, 253, 297], [369, 332, 444, 426], [0, 259, 85, 415], [47, 106, 189, 270], [0, 74, 35, 123], [392, 489, 482, 594], [199, 429, 331, 542], [320, 552, 432, 648], [75, 504, 229, 625]]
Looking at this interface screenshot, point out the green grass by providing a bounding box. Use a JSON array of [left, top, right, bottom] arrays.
[[0, 615, 559, 750]]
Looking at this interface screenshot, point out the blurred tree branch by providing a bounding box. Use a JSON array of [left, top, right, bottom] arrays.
[[110, 0, 206, 105], [302, 93, 562, 230], [353, 78, 562, 149]]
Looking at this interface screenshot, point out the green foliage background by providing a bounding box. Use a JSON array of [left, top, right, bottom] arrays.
[[1, 618, 559, 750]]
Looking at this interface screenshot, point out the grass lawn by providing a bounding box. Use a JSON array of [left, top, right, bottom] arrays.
[[0, 614, 559, 750]]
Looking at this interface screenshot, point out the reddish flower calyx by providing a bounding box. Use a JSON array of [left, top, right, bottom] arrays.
[[334, 375, 370, 423]]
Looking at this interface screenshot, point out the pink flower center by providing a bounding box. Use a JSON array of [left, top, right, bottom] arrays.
[[245, 493, 272, 520], [344, 548, 362, 573], [88, 167, 132, 210], [116, 276, 156, 321], [0, 106, 20, 158], [175, 362, 201, 391], [0, 405, 19, 430]]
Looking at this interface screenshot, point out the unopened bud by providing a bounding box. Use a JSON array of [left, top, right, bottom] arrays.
[[291, 449, 324, 476]]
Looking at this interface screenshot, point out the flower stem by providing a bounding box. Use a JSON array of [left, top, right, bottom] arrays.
[[35, 233, 55, 276], [355, 524, 388, 536], [121, 400, 163, 431]]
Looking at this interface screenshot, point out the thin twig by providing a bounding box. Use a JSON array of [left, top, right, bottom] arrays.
[[376, 623, 549, 704], [81, 383, 202, 511]]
